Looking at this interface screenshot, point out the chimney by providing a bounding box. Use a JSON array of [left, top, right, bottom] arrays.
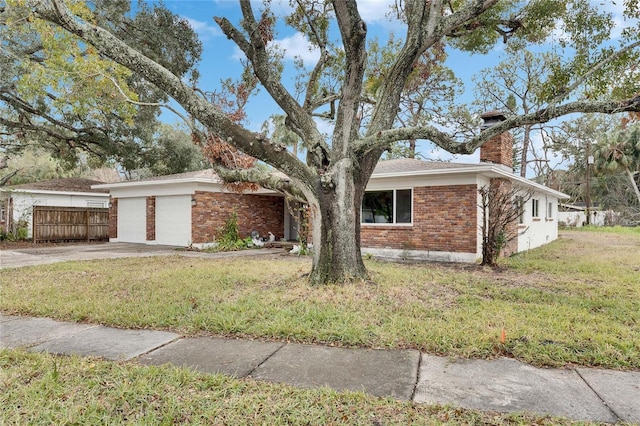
[[480, 110, 513, 171]]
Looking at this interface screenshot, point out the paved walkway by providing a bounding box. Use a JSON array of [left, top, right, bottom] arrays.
[[1, 314, 638, 424], [0, 242, 285, 269]]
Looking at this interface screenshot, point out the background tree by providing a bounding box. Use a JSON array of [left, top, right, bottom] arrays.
[[365, 37, 461, 159], [543, 115, 615, 202], [17, 0, 640, 285], [473, 48, 557, 177], [136, 123, 209, 178], [262, 114, 304, 157], [0, 0, 201, 174], [594, 125, 640, 206]]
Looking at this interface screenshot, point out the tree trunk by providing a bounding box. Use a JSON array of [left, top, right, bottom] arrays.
[[307, 168, 368, 285], [520, 125, 531, 178], [625, 167, 640, 205]]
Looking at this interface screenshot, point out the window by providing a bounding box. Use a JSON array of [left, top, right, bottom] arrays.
[[87, 200, 107, 208], [362, 189, 412, 224], [532, 199, 539, 218], [547, 202, 553, 219]]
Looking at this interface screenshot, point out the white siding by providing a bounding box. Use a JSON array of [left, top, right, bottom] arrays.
[[117, 197, 146, 243], [517, 194, 560, 252], [155, 195, 192, 246]]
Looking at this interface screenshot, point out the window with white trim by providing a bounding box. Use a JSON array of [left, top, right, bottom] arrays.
[[532, 199, 539, 218], [362, 189, 412, 224], [547, 202, 553, 219]]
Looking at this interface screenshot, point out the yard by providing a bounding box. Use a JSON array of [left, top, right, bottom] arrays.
[[2, 228, 639, 370], [2, 228, 639, 424]]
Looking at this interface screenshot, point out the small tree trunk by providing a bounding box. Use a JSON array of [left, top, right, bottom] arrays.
[[625, 167, 640, 205], [307, 172, 368, 285], [520, 125, 531, 178]]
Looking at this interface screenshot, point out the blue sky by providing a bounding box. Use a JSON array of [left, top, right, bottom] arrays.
[[154, 0, 631, 168]]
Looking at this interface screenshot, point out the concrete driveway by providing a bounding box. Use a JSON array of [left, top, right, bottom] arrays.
[[0, 242, 283, 269]]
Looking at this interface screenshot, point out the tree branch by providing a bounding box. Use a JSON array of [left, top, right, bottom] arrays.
[[357, 96, 640, 155], [332, 0, 368, 158], [213, 166, 306, 201], [548, 39, 640, 105], [214, 3, 329, 162], [31, 0, 316, 190]]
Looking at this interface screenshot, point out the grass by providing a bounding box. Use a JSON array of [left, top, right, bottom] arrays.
[[0, 349, 600, 425], [1, 229, 639, 369]]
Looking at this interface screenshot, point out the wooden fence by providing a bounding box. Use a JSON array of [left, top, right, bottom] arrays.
[[32, 206, 109, 243]]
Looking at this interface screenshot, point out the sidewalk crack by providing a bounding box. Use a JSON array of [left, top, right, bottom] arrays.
[[244, 341, 286, 378], [574, 368, 621, 422], [410, 351, 423, 401]]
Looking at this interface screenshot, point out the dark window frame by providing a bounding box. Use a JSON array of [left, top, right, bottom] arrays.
[[361, 188, 413, 225]]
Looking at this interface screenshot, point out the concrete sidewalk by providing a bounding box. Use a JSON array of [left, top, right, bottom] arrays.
[[0, 242, 285, 269], [1, 314, 638, 423]]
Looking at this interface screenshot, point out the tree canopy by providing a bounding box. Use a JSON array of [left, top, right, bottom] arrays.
[[8, 0, 640, 284], [0, 0, 201, 172]]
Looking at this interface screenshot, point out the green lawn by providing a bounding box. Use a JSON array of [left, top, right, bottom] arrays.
[[0, 349, 595, 425], [2, 229, 639, 369]]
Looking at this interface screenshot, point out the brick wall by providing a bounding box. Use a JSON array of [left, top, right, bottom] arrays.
[[480, 132, 513, 169], [109, 198, 118, 239], [146, 196, 155, 241], [361, 185, 478, 253], [191, 191, 284, 244]]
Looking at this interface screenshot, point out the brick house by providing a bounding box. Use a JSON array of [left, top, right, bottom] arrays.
[[95, 130, 567, 261]]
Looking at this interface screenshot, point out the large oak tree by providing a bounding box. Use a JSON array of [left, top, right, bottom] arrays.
[[12, 0, 640, 284]]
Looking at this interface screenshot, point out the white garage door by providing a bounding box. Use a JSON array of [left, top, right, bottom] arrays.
[[117, 197, 146, 243], [155, 195, 192, 246]]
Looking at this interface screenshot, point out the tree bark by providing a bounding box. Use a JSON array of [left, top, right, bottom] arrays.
[[308, 162, 368, 285]]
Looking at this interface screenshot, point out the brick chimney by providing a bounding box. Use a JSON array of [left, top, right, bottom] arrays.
[[480, 111, 513, 171]]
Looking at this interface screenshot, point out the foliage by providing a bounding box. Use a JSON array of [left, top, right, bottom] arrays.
[[594, 125, 640, 206], [1, 147, 76, 186], [212, 210, 254, 251], [366, 36, 461, 159], [0, 0, 202, 172], [2, 230, 639, 369], [261, 114, 303, 157], [137, 123, 208, 178]]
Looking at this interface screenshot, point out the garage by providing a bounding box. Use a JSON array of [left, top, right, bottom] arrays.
[[117, 197, 146, 243], [155, 195, 192, 246]]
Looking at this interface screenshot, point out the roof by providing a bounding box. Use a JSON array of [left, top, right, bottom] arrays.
[[94, 159, 569, 199], [372, 158, 476, 175], [5, 178, 109, 194], [371, 158, 569, 199], [93, 169, 222, 190], [130, 169, 220, 183]]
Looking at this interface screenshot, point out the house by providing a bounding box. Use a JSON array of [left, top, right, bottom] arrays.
[[94, 170, 287, 247], [1, 178, 110, 239], [96, 123, 568, 262]]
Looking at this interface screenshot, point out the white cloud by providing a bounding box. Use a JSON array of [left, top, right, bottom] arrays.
[[185, 17, 221, 41], [271, 32, 321, 64], [356, 0, 396, 23]]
